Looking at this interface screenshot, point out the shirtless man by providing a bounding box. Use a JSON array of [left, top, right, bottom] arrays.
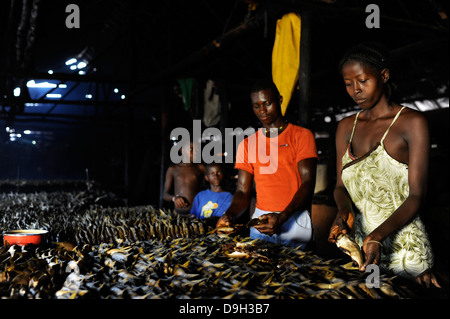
[[163, 141, 206, 214]]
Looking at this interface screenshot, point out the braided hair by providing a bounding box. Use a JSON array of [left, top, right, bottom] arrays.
[[339, 42, 398, 102]]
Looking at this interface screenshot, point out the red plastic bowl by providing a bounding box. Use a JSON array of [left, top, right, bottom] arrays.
[[3, 229, 48, 246]]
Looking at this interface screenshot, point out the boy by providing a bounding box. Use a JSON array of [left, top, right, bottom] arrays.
[[190, 163, 232, 219], [163, 141, 206, 214]]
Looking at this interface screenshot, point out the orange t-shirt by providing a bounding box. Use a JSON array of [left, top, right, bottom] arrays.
[[235, 124, 317, 212]]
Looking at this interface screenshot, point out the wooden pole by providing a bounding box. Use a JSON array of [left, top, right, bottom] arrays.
[[298, 10, 311, 128], [159, 87, 168, 209]]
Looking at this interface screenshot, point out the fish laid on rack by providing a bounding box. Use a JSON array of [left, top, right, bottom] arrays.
[[0, 187, 438, 299]]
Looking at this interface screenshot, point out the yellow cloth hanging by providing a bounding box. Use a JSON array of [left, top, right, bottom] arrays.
[[272, 12, 301, 116]]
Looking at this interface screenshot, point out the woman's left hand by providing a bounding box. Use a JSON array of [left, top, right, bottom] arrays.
[[361, 238, 382, 271]]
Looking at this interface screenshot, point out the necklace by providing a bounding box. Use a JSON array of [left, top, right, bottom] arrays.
[[263, 121, 287, 135]]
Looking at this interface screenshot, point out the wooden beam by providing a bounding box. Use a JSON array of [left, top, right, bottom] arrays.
[[298, 10, 311, 128], [129, 5, 282, 97], [159, 87, 169, 209]]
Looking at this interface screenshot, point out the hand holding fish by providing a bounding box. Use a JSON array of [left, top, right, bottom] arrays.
[[328, 210, 355, 243], [216, 212, 233, 228], [252, 213, 285, 236]]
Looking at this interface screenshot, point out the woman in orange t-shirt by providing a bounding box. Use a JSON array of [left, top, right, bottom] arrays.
[[216, 80, 318, 248]]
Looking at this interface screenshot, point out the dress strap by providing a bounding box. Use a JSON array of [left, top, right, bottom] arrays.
[[380, 106, 407, 143], [349, 111, 362, 144]]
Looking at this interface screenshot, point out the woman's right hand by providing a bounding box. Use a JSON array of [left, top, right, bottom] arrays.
[[328, 210, 355, 243], [416, 269, 441, 288]]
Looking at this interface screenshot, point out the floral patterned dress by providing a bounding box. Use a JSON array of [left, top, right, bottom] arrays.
[[341, 106, 434, 278]]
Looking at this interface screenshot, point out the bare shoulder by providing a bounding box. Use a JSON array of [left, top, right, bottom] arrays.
[[339, 113, 358, 127], [197, 163, 206, 174], [398, 106, 429, 131], [166, 164, 178, 176], [336, 113, 358, 140], [400, 106, 426, 119]]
